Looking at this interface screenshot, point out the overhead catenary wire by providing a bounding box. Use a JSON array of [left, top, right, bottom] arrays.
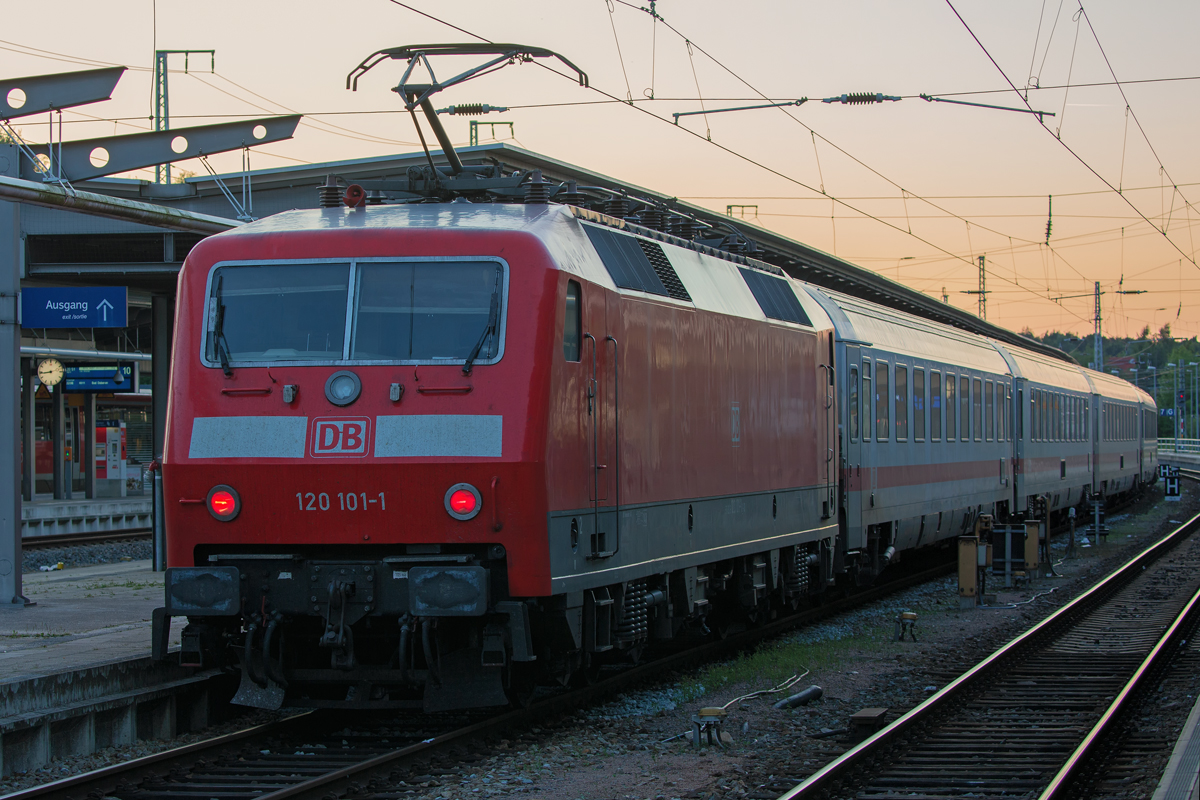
[[941, 0, 1199, 271], [378, 2, 1094, 326], [1075, 3, 1197, 219], [0, 14, 1160, 328], [606, 0, 1052, 253]]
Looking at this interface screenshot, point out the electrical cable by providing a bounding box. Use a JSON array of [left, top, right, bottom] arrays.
[[1076, 3, 1197, 219], [603, 0, 635, 103], [630, 6, 1047, 249], [1025, 0, 1050, 91], [942, 0, 1199, 271]]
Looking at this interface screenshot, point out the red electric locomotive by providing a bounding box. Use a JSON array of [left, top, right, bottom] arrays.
[[155, 201, 838, 709]]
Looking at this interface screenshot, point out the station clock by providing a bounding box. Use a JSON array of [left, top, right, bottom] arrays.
[[37, 358, 64, 387]]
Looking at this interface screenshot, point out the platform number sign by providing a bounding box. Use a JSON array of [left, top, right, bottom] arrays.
[[1164, 464, 1182, 501]]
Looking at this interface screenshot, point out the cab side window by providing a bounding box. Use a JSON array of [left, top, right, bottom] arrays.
[[563, 280, 582, 361]]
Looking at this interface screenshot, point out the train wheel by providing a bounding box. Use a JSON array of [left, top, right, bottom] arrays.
[[571, 652, 604, 687], [505, 663, 538, 708]]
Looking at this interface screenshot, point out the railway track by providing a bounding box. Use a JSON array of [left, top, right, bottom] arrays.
[[4, 558, 955, 800], [22, 529, 150, 549], [780, 506, 1200, 800]]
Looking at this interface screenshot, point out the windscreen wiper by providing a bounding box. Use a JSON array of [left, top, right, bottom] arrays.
[[212, 275, 234, 377], [463, 281, 501, 376]]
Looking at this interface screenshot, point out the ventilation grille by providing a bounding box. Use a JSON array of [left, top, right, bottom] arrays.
[[582, 224, 691, 302], [738, 267, 811, 325], [636, 239, 691, 301]]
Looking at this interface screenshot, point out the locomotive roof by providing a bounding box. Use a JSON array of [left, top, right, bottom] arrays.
[[216, 202, 564, 236], [181, 142, 1072, 366]]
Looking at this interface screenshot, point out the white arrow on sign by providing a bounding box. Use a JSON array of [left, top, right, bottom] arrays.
[[96, 298, 113, 322]]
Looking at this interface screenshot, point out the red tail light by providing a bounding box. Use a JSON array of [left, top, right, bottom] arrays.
[[445, 483, 482, 520], [207, 485, 241, 521]]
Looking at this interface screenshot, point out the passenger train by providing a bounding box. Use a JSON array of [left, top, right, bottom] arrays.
[[154, 193, 1157, 711]]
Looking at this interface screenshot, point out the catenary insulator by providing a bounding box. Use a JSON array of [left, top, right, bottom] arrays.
[[821, 92, 901, 104], [435, 103, 509, 116]]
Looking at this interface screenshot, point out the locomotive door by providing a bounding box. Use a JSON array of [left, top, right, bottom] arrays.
[[821, 333, 836, 519], [843, 346, 865, 552], [583, 289, 617, 559]]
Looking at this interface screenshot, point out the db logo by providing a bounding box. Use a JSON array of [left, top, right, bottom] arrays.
[[310, 417, 371, 457]]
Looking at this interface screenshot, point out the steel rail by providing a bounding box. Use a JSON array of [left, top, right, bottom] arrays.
[[227, 561, 960, 800], [1040, 580, 1200, 798], [3, 712, 315, 800], [779, 508, 1200, 800]]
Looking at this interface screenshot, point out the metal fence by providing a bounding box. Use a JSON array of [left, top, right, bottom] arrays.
[[1157, 438, 1200, 453]]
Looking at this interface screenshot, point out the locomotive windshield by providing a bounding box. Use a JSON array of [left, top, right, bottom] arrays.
[[204, 259, 505, 366]]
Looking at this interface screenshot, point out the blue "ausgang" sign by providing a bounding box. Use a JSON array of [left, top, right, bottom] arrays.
[[21, 287, 127, 328]]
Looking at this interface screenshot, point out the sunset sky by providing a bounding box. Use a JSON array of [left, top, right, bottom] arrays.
[[3, 0, 1198, 340]]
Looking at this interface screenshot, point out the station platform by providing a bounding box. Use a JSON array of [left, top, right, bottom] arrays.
[[0, 559, 180, 683], [1160, 451, 1200, 469], [20, 496, 152, 539]]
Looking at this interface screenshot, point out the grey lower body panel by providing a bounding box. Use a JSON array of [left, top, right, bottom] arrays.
[[548, 487, 836, 594]]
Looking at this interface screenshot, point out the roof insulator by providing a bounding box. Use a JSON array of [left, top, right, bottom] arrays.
[[524, 170, 549, 204]]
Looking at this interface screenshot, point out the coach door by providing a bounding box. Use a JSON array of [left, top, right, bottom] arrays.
[[843, 346, 865, 552], [583, 289, 617, 559], [1013, 378, 1026, 511]]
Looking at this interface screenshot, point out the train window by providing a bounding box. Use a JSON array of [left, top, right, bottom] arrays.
[[895, 366, 908, 441], [972, 378, 983, 441], [351, 260, 505, 362], [563, 280, 582, 362], [1084, 399, 1089, 439], [1007, 384, 1013, 440], [862, 362, 872, 441], [945, 373, 956, 441], [849, 367, 859, 441], [961, 376, 972, 441], [205, 262, 350, 364], [1031, 390, 1038, 441], [1050, 393, 1056, 440], [1040, 390, 1049, 441], [997, 383, 1005, 441], [1016, 388, 1024, 440], [985, 380, 994, 440], [876, 362, 890, 440], [914, 368, 926, 441], [930, 371, 942, 441]]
